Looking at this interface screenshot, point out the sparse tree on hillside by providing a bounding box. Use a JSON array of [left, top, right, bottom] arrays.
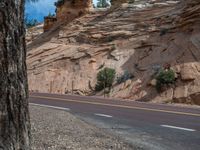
[[25, 18, 39, 28], [97, 0, 110, 8], [0, 0, 38, 149], [95, 67, 116, 91]]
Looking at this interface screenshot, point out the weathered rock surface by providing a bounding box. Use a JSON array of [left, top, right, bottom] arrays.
[[55, 0, 92, 22], [111, 0, 128, 6], [43, 17, 57, 32], [27, 0, 200, 105], [43, 0, 93, 31], [26, 23, 43, 44]]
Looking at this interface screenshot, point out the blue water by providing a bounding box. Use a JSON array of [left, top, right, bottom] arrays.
[[25, 0, 98, 22]]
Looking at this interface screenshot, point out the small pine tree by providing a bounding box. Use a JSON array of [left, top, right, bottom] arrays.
[[156, 69, 175, 92], [25, 18, 38, 28], [95, 67, 116, 91], [97, 0, 110, 8], [48, 12, 55, 17]]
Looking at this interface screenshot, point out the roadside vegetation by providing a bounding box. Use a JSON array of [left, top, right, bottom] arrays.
[[95, 68, 135, 95], [155, 68, 176, 92], [128, 0, 135, 4], [95, 67, 116, 91], [117, 70, 134, 84]]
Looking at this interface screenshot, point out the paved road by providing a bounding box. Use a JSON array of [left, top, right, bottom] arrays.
[[29, 92, 200, 150]]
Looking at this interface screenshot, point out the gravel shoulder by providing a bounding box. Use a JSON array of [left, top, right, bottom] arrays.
[[30, 105, 135, 150]]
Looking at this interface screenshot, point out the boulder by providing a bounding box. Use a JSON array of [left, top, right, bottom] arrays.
[[152, 88, 174, 103], [148, 79, 157, 86], [190, 93, 200, 105], [173, 86, 188, 100], [180, 63, 197, 81]]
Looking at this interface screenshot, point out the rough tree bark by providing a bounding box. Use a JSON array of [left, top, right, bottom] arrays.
[[0, 0, 31, 149]]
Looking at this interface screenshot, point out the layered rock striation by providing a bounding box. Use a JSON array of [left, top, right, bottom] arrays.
[[110, 0, 128, 6], [27, 0, 200, 105], [43, 0, 92, 32], [55, 0, 92, 21]]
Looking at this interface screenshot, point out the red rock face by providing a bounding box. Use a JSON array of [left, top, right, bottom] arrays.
[[110, 0, 128, 6], [56, 0, 92, 21], [43, 0, 92, 32], [28, 0, 200, 105], [43, 17, 57, 32]]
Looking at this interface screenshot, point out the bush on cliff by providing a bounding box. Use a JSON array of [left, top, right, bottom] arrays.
[[95, 67, 116, 91], [156, 69, 175, 92], [117, 70, 134, 84]]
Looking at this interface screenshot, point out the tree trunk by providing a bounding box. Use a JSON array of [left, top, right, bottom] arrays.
[[0, 0, 31, 149]]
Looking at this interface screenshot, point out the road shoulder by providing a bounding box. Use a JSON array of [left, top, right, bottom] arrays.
[[30, 105, 136, 150]]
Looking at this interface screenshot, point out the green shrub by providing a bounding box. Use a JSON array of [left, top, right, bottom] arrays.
[[95, 67, 116, 91], [48, 12, 55, 17], [55, 0, 65, 7], [117, 70, 134, 84], [97, 0, 110, 8], [25, 19, 38, 28], [160, 28, 169, 36], [128, 0, 135, 4], [156, 69, 175, 92], [111, 44, 116, 50]]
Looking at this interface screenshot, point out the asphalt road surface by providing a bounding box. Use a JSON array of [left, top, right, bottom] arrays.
[[29, 92, 200, 150]]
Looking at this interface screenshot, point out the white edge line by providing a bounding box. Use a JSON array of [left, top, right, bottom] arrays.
[[161, 125, 196, 132], [95, 113, 113, 118], [30, 103, 70, 111]]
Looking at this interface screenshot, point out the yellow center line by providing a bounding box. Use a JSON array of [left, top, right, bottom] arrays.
[[29, 95, 200, 117]]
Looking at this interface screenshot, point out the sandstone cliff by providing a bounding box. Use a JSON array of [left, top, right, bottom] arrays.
[[27, 0, 200, 105], [43, 0, 92, 32]]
